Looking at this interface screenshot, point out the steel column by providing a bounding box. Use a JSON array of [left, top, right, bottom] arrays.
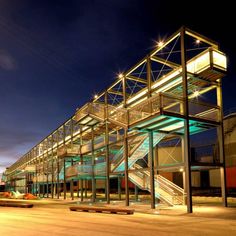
[[84, 180, 87, 198], [79, 126, 84, 201], [46, 148, 49, 198], [118, 176, 121, 200], [135, 185, 138, 202], [35, 159, 38, 196], [124, 129, 129, 206], [63, 158, 66, 199], [56, 130, 60, 199], [217, 81, 227, 207], [63, 125, 67, 200], [70, 158, 74, 200], [51, 157, 54, 198], [91, 126, 96, 202], [149, 131, 155, 209], [122, 75, 129, 206], [181, 26, 192, 213], [105, 91, 110, 204], [57, 158, 60, 199], [42, 154, 45, 197]]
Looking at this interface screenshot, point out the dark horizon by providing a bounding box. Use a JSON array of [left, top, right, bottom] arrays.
[[0, 0, 235, 174]]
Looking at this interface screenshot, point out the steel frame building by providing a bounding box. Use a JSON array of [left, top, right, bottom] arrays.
[[3, 27, 227, 213]]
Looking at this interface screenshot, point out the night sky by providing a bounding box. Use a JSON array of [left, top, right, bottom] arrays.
[[0, 0, 235, 174]]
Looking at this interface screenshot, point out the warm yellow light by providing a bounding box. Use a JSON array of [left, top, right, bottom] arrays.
[[118, 73, 123, 79], [213, 51, 227, 69], [94, 94, 98, 99], [179, 168, 184, 172], [196, 39, 200, 44], [193, 90, 200, 97], [160, 121, 183, 132], [157, 41, 164, 47]]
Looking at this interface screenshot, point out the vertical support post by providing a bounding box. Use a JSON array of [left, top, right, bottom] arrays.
[[39, 156, 42, 197], [51, 156, 54, 198], [46, 147, 49, 198], [35, 158, 38, 196], [79, 126, 84, 201], [39, 157, 41, 196], [25, 172, 28, 194], [217, 81, 227, 207], [42, 154, 45, 197], [80, 178, 83, 201], [63, 125, 67, 200], [29, 171, 32, 194], [148, 54, 155, 207], [85, 180, 87, 198], [63, 158, 66, 199], [181, 136, 187, 205], [181, 26, 192, 213], [154, 145, 159, 174], [57, 158, 60, 199], [124, 129, 129, 206], [105, 91, 110, 204], [105, 122, 110, 203], [70, 180, 74, 200], [135, 185, 138, 202], [77, 181, 80, 198], [46, 162, 49, 198], [91, 126, 96, 202], [70, 158, 74, 200], [15, 176, 17, 192], [149, 131, 155, 209], [56, 130, 60, 199], [70, 119, 74, 200], [51, 138, 54, 199], [118, 176, 121, 200], [122, 74, 129, 206]]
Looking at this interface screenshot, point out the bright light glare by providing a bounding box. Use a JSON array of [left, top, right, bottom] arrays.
[[94, 94, 98, 99], [118, 73, 123, 79], [196, 39, 200, 44], [193, 90, 200, 97], [179, 168, 184, 172], [157, 41, 164, 47]]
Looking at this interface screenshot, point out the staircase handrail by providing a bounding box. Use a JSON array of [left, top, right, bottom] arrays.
[[157, 174, 184, 194]]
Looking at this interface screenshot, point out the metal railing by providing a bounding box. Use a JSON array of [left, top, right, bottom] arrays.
[[131, 163, 184, 205], [57, 144, 80, 158], [107, 105, 128, 126], [75, 92, 220, 130], [88, 103, 105, 120], [188, 99, 220, 122]]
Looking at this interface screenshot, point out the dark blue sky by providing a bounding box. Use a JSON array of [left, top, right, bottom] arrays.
[[0, 0, 235, 173]]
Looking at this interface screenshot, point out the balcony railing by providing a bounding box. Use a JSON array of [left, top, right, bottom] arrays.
[[187, 48, 226, 74], [57, 144, 80, 158]]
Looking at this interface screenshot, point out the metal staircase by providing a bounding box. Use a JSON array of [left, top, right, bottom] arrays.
[[129, 165, 185, 206], [114, 132, 166, 172], [110, 133, 147, 171]]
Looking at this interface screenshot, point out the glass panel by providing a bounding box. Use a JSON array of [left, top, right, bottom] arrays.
[[213, 51, 227, 70], [187, 51, 210, 74], [188, 100, 220, 122]]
